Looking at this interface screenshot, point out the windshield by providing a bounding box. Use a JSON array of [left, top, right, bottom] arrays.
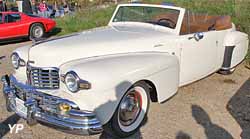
[[113, 6, 180, 29]]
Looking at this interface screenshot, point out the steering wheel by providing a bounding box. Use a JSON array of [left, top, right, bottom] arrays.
[[157, 18, 176, 28]]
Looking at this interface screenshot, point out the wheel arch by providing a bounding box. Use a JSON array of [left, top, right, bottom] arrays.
[[140, 80, 158, 102]]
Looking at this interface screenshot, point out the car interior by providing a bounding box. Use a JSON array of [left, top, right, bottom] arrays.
[[180, 11, 232, 35], [4, 14, 21, 23], [152, 11, 232, 35], [153, 12, 179, 29]]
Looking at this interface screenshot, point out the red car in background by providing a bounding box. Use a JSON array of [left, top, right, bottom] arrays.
[[0, 12, 56, 41]]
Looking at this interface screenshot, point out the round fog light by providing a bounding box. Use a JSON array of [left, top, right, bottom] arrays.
[[58, 103, 71, 113]]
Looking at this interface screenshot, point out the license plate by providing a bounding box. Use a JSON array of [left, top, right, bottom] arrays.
[[15, 98, 27, 117]]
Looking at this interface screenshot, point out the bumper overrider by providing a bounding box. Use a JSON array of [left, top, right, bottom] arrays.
[[1, 75, 103, 135]]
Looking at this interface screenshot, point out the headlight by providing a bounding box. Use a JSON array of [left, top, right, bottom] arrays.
[[11, 52, 25, 69], [63, 71, 91, 93], [11, 53, 20, 69], [65, 71, 79, 92]]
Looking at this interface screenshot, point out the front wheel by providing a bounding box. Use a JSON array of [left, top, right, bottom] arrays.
[[105, 82, 150, 138]]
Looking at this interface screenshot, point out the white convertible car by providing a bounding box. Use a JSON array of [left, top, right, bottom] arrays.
[[1, 3, 249, 137]]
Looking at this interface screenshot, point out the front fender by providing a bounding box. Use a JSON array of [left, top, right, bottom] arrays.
[[59, 52, 179, 124]]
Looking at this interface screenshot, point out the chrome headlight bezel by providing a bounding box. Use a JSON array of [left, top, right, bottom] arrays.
[[11, 52, 20, 69], [11, 52, 26, 69], [64, 71, 79, 93], [62, 71, 91, 93]]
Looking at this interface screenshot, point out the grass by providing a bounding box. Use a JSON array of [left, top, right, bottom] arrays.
[[55, 5, 116, 36], [54, 0, 250, 63]]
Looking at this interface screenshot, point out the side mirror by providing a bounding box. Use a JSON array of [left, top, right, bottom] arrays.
[[189, 32, 204, 41]]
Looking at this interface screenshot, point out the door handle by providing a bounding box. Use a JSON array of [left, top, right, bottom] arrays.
[[188, 32, 204, 41]]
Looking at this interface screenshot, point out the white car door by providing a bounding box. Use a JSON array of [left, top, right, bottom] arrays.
[[179, 31, 218, 86]]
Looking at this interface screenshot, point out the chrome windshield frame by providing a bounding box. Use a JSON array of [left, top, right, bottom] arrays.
[[109, 3, 185, 35]]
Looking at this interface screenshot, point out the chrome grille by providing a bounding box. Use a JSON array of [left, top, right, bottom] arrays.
[[27, 66, 59, 89], [15, 87, 63, 113], [26, 91, 59, 113]]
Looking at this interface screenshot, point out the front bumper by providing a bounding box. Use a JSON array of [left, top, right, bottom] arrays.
[[1, 75, 103, 135]]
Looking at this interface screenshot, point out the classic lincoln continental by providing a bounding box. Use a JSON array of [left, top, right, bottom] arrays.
[[1, 3, 249, 137]]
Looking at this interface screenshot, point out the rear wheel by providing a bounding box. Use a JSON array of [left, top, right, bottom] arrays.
[[29, 23, 45, 40], [105, 82, 150, 138]]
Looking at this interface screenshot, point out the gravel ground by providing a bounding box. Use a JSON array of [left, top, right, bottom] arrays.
[[0, 41, 249, 139]]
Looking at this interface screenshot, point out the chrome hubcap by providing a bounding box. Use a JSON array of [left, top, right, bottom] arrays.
[[33, 26, 43, 38], [119, 90, 142, 126]]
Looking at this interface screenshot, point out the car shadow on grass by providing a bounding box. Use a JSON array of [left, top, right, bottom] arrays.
[[0, 114, 20, 138], [192, 105, 233, 139], [227, 78, 250, 139]]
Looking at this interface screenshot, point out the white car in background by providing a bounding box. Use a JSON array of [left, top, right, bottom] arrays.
[[1, 3, 248, 138]]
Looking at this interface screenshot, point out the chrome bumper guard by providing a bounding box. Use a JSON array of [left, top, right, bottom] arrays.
[[1, 75, 103, 135]]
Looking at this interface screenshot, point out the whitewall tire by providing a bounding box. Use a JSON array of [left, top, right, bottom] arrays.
[[105, 82, 150, 138]]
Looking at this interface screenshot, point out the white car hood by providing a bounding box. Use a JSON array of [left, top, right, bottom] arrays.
[[29, 24, 170, 67]]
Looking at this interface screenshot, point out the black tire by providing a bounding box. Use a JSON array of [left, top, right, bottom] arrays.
[[218, 68, 236, 75], [104, 82, 150, 138], [29, 23, 45, 40]]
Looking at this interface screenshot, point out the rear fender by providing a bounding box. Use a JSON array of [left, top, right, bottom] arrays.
[[222, 31, 249, 70]]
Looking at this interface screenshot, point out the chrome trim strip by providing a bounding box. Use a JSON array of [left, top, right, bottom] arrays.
[[220, 67, 231, 70]]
